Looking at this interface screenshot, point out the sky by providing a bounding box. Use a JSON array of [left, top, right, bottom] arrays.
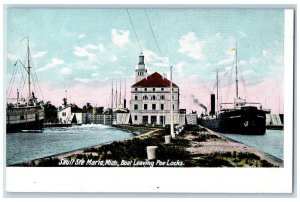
[[6, 8, 284, 114]]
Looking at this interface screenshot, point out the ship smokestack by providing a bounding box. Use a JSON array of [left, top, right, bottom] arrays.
[[210, 94, 215, 115], [124, 99, 126, 109]]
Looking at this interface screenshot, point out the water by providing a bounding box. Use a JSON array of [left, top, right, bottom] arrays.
[[6, 124, 134, 165], [221, 130, 284, 160]]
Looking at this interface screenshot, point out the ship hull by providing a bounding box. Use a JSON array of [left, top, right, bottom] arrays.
[[200, 107, 266, 135], [6, 106, 45, 133], [6, 119, 44, 133]]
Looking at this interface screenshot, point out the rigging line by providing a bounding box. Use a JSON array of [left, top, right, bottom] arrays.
[[18, 62, 25, 93], [126, 9, 143, 53], [31, 53, 44, 101], [8, 62, 19, 98], [6, 61, 18, 96], [236, 56, 248, 100], [225, 53, 237, 101], [35, 72, 45, 101], [240, 68, 248, 99], [225, 67, 234, 102], [213, 66, 234, 91], [144, 9, 168, 66]]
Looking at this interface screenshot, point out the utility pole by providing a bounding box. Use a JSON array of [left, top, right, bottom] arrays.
[[170, 66, 175, 138]]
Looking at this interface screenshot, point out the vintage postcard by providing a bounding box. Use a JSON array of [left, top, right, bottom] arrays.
[[4, 7, 294, 193]]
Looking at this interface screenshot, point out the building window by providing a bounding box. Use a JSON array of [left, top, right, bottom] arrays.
[[144, 88, 147, 91], [153, 88, 155, 91], [161, 95, 165, 100], [173, 104, 175, 110], [62, 112, 66, 116], [144, 104, 148, 110], [152, 104, 156, 110], [135, 88, 137, 91], [161, 88, 164, 91], [20, 115, 25, 120], [134, 104, 138, 110], [134, 115, 137, 121], [152, 95, 156, 100], [161, 104, 164, 110], [143, 95, 148, 100], [135, 95, 138, 100]]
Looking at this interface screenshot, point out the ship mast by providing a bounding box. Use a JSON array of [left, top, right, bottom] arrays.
[[235, 43, 238, 99], [115, 84, 118, 108], [119, 80, 121, 107], [111, 80, 114, 109], [216, 68, 219, 112], [27, 37, 31, 98]]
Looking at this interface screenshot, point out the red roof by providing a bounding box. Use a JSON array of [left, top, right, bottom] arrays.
[[132, 72, 178, 88]]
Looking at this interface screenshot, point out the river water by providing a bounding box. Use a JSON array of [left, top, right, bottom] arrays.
[[220, 129, 284, 160], [6, 124, 134, 166]]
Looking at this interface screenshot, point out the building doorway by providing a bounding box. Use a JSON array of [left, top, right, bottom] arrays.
[[160, 116, 165, 125], [142, 116, 148, 125], [151, 116, 157, 125]]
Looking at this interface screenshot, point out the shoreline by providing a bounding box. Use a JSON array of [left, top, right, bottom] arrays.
[[11, 124, 283, 167]]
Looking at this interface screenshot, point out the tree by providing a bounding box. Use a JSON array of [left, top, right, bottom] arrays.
[[71, 103, 82, 113], [44, 101, 58, 123], [82, 103, 93, 113]]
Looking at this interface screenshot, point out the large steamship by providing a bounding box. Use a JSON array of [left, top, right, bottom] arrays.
[[200, 46, 266, 135]]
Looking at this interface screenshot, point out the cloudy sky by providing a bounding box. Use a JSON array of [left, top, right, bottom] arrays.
[[6, 8, 284, 113]]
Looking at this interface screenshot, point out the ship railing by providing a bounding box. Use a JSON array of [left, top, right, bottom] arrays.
[[7, 107, 44, 115], [220, 102, 262, 110]]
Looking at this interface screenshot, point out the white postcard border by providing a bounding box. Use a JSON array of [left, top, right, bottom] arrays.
[[3, 7, 295, 194]]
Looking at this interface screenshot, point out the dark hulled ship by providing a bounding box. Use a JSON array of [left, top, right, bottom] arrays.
[[200, 96, 266, 135], [200, 46, 266, 135]]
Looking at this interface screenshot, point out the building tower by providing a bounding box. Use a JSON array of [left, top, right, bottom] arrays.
[[135, 52, 147, 83]]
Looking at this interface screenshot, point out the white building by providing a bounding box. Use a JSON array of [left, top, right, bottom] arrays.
[[130, 53, 181, 125], [58, 106, 83, 124]]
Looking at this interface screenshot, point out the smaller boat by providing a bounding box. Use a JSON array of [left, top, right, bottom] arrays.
[[6, 37, 45, 133]]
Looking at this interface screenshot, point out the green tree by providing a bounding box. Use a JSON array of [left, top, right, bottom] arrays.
[[44, 101, 58, 123]]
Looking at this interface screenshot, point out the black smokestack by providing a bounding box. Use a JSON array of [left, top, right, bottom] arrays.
[[124, 99, 126, 109], [191, 95, 207, 114], [210, 94, 215, 115]]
